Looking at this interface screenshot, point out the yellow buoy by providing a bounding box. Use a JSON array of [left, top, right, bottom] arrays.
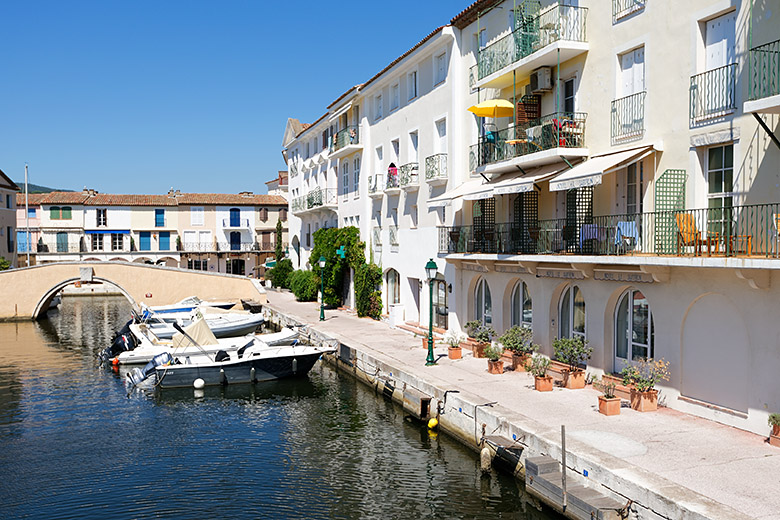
[[427, 417, 439, 430]]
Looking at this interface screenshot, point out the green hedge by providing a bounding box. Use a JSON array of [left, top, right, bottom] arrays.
[[311, 226, 363, 307], [289, 269, 318, 301], [267, 258, 293, 289], [355, 262, 382, 319]]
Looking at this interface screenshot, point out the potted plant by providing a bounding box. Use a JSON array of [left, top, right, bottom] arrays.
[[498, 325, 538, 371], [595, 377, 620, 416], [769, 414, 780, 447], [483, 343, 504, 374], [526, 354, 552, 392], [465, 320, 496, 358], [620, 358, 670, 412], [444, 329, 466, 360], [553, 337, 593, 389]]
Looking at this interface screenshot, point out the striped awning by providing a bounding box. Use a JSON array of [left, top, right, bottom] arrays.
[[549, 146, 655, 192]]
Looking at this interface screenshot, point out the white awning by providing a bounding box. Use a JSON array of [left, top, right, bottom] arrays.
[[548, 146, 654, 192], [427, 179, 489, 207], [491, 162, 574, 195]]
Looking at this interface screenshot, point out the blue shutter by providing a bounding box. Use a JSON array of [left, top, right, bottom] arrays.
[[140, 232, 151, 251], [159, 232, 170, 251]]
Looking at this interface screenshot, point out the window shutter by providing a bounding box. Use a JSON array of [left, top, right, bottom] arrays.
[[61, 207, 72, 220]]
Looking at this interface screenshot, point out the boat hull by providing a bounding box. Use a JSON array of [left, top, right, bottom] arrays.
[[148, 315, 264, 339]]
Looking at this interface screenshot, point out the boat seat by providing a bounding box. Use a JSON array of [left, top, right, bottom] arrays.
[[215, 350, 230, 362]]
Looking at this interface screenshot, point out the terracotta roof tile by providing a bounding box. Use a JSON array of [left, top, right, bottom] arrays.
[[84, 194, 177, 206], [174, 193, 288, 206], [451, 0, 501, 29], [295, 112, 329, 138], [39, 192, 90, 205], [15, 193, 49, 205]]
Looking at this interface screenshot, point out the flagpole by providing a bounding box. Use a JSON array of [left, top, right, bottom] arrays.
[[24, 163, 30, 266]]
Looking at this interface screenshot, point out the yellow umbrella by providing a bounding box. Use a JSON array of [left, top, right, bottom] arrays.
[[467, 99, 514, 119]]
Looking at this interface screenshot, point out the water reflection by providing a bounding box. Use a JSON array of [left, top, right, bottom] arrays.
[[0, 296, 561, 520]]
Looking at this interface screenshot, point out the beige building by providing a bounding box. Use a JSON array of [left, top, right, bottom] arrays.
[[0, 169, 19, 267]]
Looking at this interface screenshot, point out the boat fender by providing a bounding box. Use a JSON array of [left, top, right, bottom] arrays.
[[219, 368, 227, 386], [428, 417, 439, 430], [193, 378, 205, 389], [250, 367, 256, 382], [292, 358, 298, 374], [480, 447, 492, 473]]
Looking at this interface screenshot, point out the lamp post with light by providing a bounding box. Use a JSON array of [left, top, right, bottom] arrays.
[[319, 255, 326, 321], [424, 259, 438, 366]]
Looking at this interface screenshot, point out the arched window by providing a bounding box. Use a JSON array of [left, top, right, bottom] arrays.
[[615, 289, 654, 370], [474, 277, 492, 325], [559, 284, 585, 340], [511, 281, 532, 328], [386, 269, 400, 306]]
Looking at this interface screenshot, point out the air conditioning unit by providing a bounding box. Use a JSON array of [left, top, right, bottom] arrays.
[[530, 67, 553, 93]]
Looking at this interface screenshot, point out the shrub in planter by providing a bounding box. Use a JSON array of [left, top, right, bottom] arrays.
[[770, 413, 780, 437], [289, 269, 318, 302], [553, 337, 592, 389], [498, 325, 539, 371], [267, 258, 293, 289], [526, 354, 552, 392], [594, 377, 620, 416], [621, 358, 670, 412], [483, 343, 504, 374], [443, 329, 466, 360], [464, 320, 496, 358]]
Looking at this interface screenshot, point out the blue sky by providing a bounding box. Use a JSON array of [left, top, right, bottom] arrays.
[[1, 1, 469, 194]]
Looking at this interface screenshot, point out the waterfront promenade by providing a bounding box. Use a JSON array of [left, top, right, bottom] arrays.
[[266, 289, 780, 520]]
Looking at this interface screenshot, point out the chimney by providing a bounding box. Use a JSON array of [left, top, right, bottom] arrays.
[[240, 191, 253, 197]]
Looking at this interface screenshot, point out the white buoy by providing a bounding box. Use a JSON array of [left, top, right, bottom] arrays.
[[194, 389, 205, 399], [480, 447, 492, 473], [193, 378, 205, 389]]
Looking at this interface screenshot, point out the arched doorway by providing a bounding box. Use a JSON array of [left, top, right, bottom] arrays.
[[474, 276, 492, 326], [559, 284, 585, 340], [511, 280, 532, 328], [614, 288, 654, 373]]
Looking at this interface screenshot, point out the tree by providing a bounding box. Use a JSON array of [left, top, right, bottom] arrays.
[[275, 219, 284, 261], [0, 257, 10, 271]]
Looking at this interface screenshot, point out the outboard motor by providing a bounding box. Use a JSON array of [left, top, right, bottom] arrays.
[[126, 352, 173, 388], [98, 321, 138, 364]]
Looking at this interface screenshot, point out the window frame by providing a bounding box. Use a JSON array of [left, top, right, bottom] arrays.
[[474, 277, 492, 326], [407, 69, 418, 101], [559, 284, 586, 341], [511, 281, 532, 328]]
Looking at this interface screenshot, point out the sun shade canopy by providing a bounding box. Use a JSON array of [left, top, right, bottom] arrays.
[[549, 146, 654, 192]]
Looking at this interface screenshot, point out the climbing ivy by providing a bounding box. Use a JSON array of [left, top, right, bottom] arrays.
[[311, 226, 363, 307], [355, 262, 382, 319]]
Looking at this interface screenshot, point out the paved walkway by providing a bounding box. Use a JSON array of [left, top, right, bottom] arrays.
[[266, 290, 780, 520]]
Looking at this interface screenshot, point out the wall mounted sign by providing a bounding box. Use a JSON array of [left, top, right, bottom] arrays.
[[536, 268, 584, 280], [594, 270, 654, 283]]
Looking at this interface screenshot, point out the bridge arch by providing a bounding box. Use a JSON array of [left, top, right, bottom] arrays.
[[33, 277, 136, 319]]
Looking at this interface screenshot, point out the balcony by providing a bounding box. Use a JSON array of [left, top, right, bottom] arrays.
[[385, 168, 401, 195], [612, 0, 645, 24], [690, 63, 737, 125], [291, 196, 306, 214], [744, 39, 780, 114], [611, 91, 646, 144], [399, 163, 419, 191], [329, 125, 361, 159], [439, 202, 780, 263], [474, 3, 588, 90], [372, 226, 381, 248], [425, 153, 448, 186], [222, 218, 251, 228], [389, 225, 399, 247], [472, 112, 588, 175], [289, 162, 298, 178], [304, 187, 338, 212], [368, 174, 385, 198]]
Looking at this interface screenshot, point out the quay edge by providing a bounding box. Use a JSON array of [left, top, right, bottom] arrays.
[[264, 305, 753, 520]]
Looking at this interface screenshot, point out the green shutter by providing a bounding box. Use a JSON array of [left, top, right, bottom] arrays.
[[50, 206, 60, 220], [61, 206, 72, 220]]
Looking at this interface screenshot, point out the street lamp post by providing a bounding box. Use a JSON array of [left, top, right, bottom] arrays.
[[319, 255, 326, 321], [424, 259, 438, 366]]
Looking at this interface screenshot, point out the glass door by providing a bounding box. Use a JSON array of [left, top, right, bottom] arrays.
[[433, 280, 448, 329]]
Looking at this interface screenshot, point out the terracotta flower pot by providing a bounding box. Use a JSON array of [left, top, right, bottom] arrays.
[[473, 341, 488, 358], [447, 345, 462, 360], [422, 337, 435, 350], [630, 389, 658, 412], [771, 424, 780, 437], [511, 353, 530, 371], [598, 395, 621, 416], [487, 359, 503, 374], [562, 368, 585, 389], [534, 375, 553, 392]]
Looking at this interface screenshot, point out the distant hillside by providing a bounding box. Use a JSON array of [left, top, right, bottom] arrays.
[[13, 182, 73, 194]]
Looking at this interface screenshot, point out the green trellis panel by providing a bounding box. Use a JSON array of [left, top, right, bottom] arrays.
[[654, 169, 687, 254]]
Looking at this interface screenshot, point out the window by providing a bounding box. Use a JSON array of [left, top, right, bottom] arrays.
[[407, 71, 418, 100], [375, 94, 383, 120], [259, 208, 268, 222], [139, 231, 151, 251], [511, 281, 532, 328], [56, 232, 68, 253], [159, 231, 170, 251], [563, 78, 576, 114], [91, 234, 104, 251], [391, 139, 400, 163], [61, 206, 72, 220], [50, 206, 60, 220], [6, 194, 11, 208], [390, 82, 400, 111], [279, 208, 288, 222], [191, 207, 204, 226], [619, 47, 645, 97], [353, 156, 360, 196], [187, 259, 208, 271], [342, 161, 349, 200], [27, 208, 36, 219], [198, 230, 212, 249], [474, 277, 492, 325], [435, 52, 447, 85], [615, 289, 654, 368], [386, 269, 400, 306], [559, 285, 585, 341], [626, 161, 644, 215], [411, 205, 418, 228], [707, 144, 734, 236], [111, 233, 123, 251], [229, 208, 241, 227], [96, 209, 107, 227], [155, 209, 165, 227]]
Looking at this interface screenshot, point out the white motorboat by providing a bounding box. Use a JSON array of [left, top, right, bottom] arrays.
[[141, 310, 264, 339], [144, 296, 237, 315]]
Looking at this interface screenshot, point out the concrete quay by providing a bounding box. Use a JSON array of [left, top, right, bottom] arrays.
[[264, 289, 780, 520]]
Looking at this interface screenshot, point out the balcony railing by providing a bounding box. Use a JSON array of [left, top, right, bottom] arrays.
[[748, 39, 780, 101], [222, 218, 251, 228], [305, 187, 338, 210], [386, 169, 400, 190], [399, 162, 419, 188], [690, 63, 737, 124], [289, 162, 298, 178], [612, 0, 645, 23], [469, 64, 478, 89], [425, 153, 448, 183], [389, 225, 399, 246], [611, 91, 646, 143], [472, 112, 587, 168], [291, 196, 305, 213], [372, 226, 381, 246], [439, 202, 780, 258], [331, 125, 360, 154], [368, 174, 384, 196], [477, 4, 588, 81]]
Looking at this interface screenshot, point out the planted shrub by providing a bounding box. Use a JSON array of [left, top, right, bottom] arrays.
[[526, 354, 551, 378], [355, 262, 382, 319], [483, 342, 504, 361], [267, 258, 293, 289], [552, 337, 593, 372], [498, 325, 538, 356], [289, 269, 318, 302], [620, 358, 670, 392], [465, 320, 496, 344]]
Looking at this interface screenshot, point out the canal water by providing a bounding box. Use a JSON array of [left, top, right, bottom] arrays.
[[0, 296, 561, 520]]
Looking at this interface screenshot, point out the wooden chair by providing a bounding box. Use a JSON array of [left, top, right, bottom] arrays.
[[676, 213, 718, 256], [774, 214, 780, 257]]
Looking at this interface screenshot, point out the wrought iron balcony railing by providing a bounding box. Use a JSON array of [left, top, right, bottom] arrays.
[[305, 188, 338, 210], [399, 163, 419, 188], [331, 125, 360, 153], [612, 0, 646, 23], [690, 63, 737, 123], [372, 226, 381, 246], [222, 218, 251, 228], [472, 112, 587, 168], [386, 169, 400, 190], [425, 153, 448, 182], [368, 174, 384, 196], [291, 196, 305, 213], [389, 225, 399, 246], [289, 162, 298, 178], [477, 4, 588, 81], [439, 202, 780, 258], [611, 91, 646, 143], [748, 38, 780, 101]]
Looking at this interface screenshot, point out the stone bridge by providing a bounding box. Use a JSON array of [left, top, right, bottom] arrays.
[[0, 261, 267, 320]]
